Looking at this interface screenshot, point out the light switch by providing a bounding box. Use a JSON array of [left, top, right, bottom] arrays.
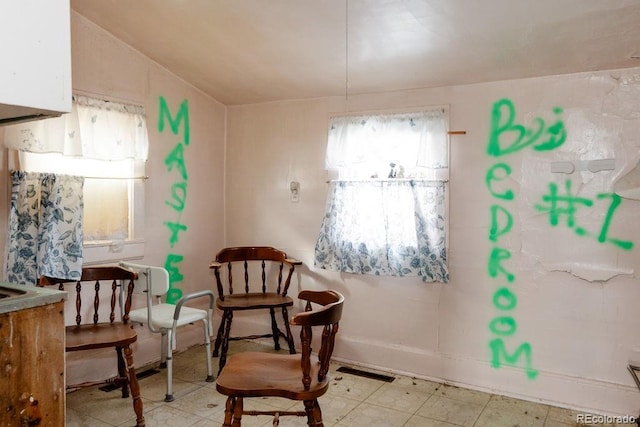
[[290, 181, 300, 203]]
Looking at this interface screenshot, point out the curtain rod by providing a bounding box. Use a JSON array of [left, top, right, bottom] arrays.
[[10, 170, 148, 180], [325, 178, 449, 183], [84, 175, 149, 180]]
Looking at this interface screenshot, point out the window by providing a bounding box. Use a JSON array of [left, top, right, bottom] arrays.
[[4, 95, 148, 265], [314, 109, 449, 282]]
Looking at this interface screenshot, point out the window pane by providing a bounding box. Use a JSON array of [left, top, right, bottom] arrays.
[[19, 151, 135, 242], [317, 108, 450, 282], [82, 178, 129, 241]]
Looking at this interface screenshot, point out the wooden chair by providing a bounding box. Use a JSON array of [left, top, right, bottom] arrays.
[[119, 261, 215, 402], [216, 289, 344, 427], [209, 246, 302, 373], [38, 266, 145, 427]]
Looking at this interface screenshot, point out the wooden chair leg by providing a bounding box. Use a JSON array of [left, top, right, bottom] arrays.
[[115, 347, 130, 398], [212, 312, 227, 357], [232, 397, 243, 427], [123, 345, 145, 427], [304, 399, 323, 427], [218, 310, 233, 374], [269, 307, 281, 351], [281, 306, 296, 354], [222, 397, 235, 427]]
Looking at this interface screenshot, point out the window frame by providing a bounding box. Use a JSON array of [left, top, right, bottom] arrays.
[[4, 93, 149, 265], [81, 167, 146, 265], [316, 106, 451, 279]]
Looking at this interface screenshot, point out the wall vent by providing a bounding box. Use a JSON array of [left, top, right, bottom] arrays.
[[336, 366, 395, 382]]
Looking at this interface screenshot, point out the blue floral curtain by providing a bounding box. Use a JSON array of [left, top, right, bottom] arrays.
[[5, 171, 84, 285], [314, 180, 449, 282]]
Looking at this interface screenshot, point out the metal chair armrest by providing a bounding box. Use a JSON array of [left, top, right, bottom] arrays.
[[171, 290, 215, 336], [173, 290, 215, 319]]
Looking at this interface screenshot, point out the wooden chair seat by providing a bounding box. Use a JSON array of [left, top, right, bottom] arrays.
[[216, 290, 344, 427], [65, 323, 137, 352], [39, 266, 145, 427], [216, 352, 327, 400], [216, 293, 293, 311], [209, 246, 302, 374]]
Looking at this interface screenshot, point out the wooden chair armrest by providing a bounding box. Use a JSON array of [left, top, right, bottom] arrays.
[[209, 261, 225, 298], [298, 290, 344, 309], [284, 258, 302, 266]]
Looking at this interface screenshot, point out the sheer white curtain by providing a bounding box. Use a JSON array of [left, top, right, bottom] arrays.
[[315, 109, 449, 282], [315, 180, 448, 282], [4, 95, 148, 161], [325, 109, 448, 179]]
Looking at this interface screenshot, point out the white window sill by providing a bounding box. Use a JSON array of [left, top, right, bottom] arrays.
[[82, 239, 145, 266]]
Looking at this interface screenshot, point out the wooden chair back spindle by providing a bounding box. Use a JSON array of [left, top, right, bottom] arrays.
[[292, 290, 344, 387], [209, 246, 302, 373], [38, 265, 145, 427], [215, 289, 345, 426]]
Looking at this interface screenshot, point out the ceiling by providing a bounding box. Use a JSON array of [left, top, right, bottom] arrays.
[[70, 0, 640, 106]]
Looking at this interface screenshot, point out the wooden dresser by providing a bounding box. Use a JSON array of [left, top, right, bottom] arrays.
[[0, 284, 66, 426]]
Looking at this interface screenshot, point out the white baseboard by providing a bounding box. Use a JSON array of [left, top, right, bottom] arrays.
[[330, 333, 640, 418]]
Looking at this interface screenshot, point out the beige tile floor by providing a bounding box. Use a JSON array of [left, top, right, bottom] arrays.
[[66, 341, 633, 427]]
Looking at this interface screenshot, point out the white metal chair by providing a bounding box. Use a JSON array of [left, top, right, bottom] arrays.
[[119, 261, 215, 402]]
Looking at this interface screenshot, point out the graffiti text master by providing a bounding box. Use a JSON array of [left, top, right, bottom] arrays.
[[158, 96, 190, 304]]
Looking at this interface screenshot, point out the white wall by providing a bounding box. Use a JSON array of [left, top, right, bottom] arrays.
[[225, 68, 640, 416], [3, 9, 640, 416], [59, 12, 226, 384]]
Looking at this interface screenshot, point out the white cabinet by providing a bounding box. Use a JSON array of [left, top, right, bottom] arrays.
[[0, 0, 72, 125]]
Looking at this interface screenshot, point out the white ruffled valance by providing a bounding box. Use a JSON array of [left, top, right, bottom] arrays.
[[3, 95, 148, 161], [325, 109, 448, 179]]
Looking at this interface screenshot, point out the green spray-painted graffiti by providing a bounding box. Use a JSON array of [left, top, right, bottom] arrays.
[[488, 99, 566, 156], [158, 96, 190, 303], [486, 163, 515, 200], [493, 287, 517, 310], [486, 98, 634, 379], [489, 339, 537, 379], [485, 98, 565, 379], [488, 247, 515, 283], [535, 181, 633, 250]]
